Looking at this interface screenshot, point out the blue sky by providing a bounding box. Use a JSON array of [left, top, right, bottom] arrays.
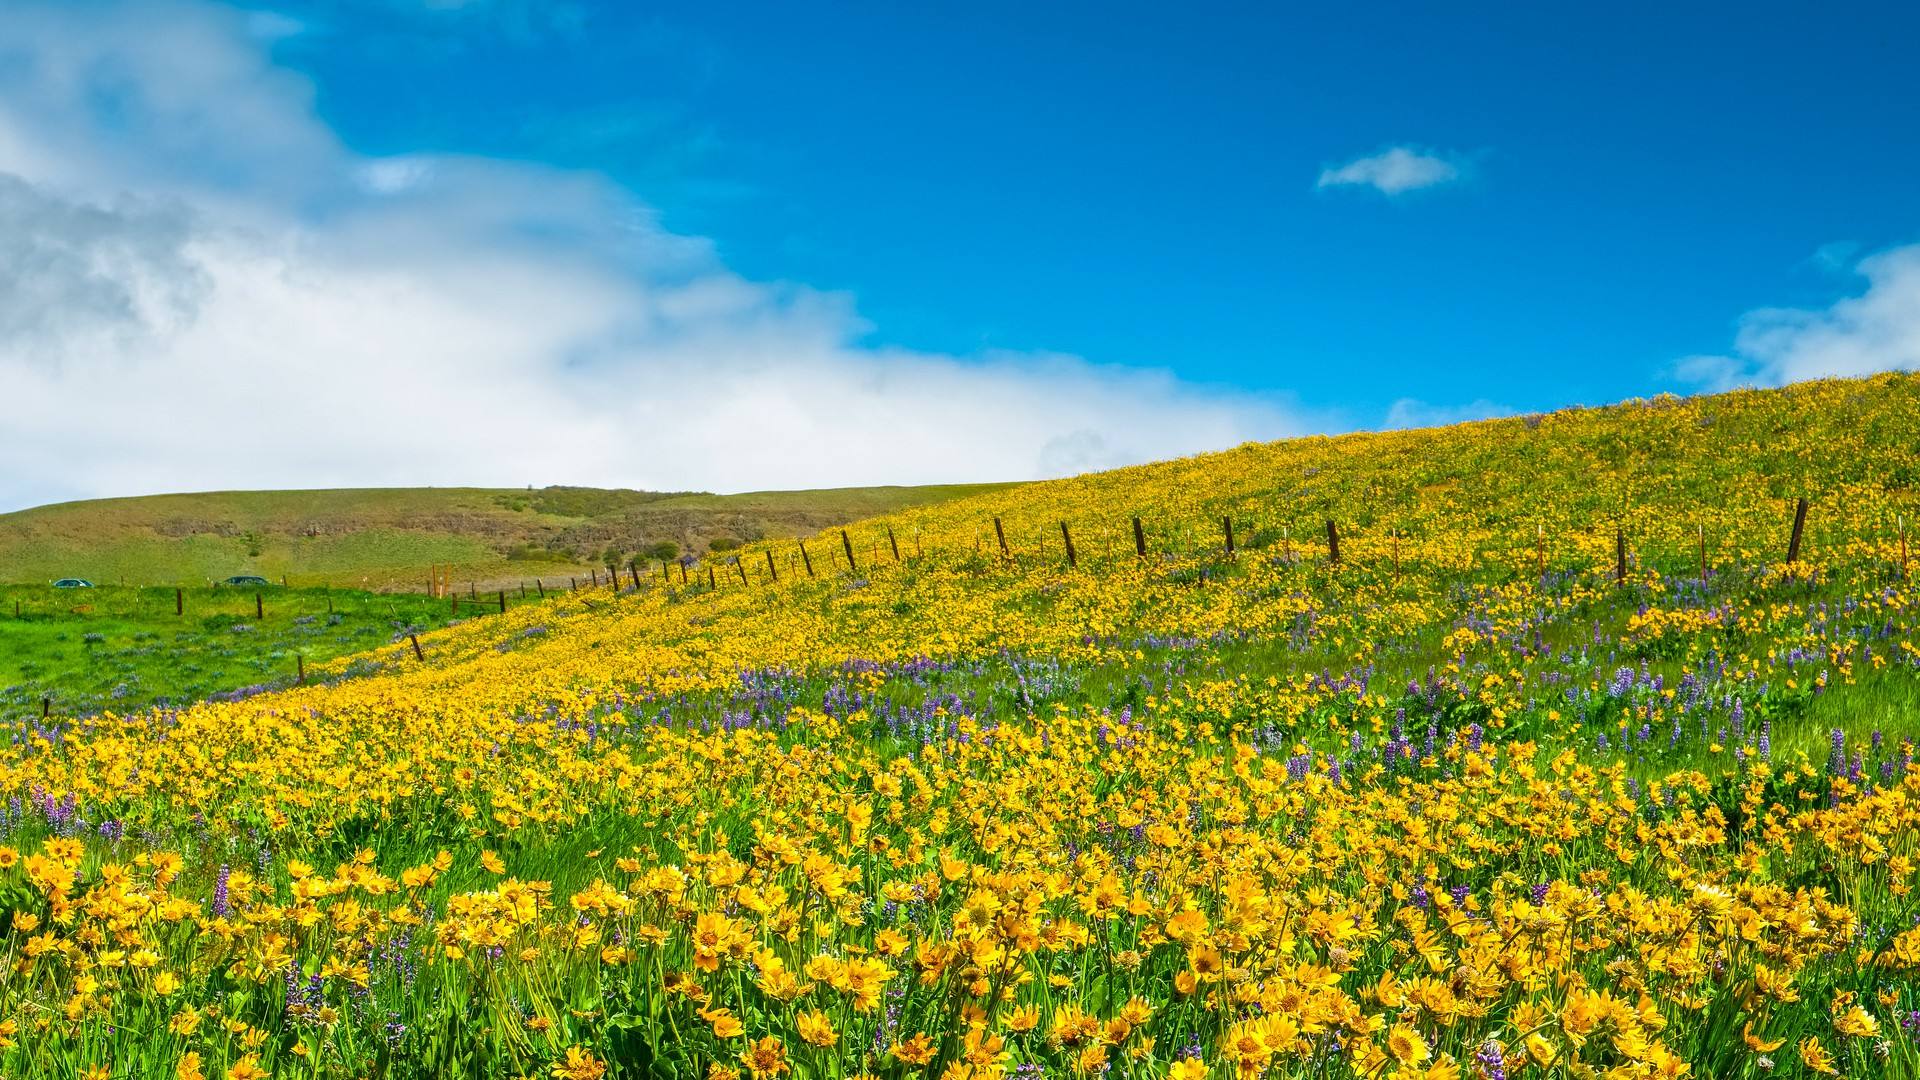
[[0, 0, 1916, 508], [268, 0, 1919, 414]]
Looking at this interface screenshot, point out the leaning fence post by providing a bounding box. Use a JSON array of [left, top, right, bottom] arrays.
[[536, 579, 545, 598], [1060, 521, 1077, 567], [887, 526, 901, 562], [766, 549, 779, 582], [498, 590, 507, 613], [1616, 527, 1627, 585], [736, 557, 749, 585], [994, 518, 1010, 561], [841, 530, 858, 573], [1326, 520, 1340, 565], [1132, 517, 1146, 558], [1222, 516, 1235, 557], [708, 565, 717, 589], [799, 541, 814, 578], [410, 634, 424, 661], [255, 592, 264, 620], [1786, 497, 1809, 564]]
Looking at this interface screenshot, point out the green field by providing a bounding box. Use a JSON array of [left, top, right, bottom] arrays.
[[0, 582, 530, 721], [0, 483, 1015, 591]]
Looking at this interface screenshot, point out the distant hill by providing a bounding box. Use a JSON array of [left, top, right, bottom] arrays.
[[0, 483, 1017, 590]]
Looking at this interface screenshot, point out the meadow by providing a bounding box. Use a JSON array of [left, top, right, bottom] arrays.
[[0, 584, 528, 722], [0, 484, 1015, 593], [4, 375, 1920, 1079]]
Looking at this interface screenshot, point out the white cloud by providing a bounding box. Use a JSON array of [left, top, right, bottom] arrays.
[[0, 0, 1310, 512], [1382, 397, 1513, 430], [1675, 243, 1920, 391], [1316, 146, 1464, 196]]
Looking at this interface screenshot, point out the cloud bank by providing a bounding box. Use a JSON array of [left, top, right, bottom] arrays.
[[0, 1, 1304, 512], [1675, 243, 1920, 391], [1316, 146, 1464, 196]]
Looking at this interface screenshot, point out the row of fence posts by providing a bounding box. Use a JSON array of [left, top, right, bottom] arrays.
[[546, 495, 1899, 605], [18, 498, 1911, 720]]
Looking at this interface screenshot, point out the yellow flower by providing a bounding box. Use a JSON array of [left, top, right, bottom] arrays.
[[796, 1010, 838, 1047], [1386, 1023, 1430, 1066], [1169, 1060, 1208, 1080], [1798, 1037, 1838, 1076], [739, 1036, 789, 1079], [227, 1056, 270, 1080], [550, 1047, 607, 1080]]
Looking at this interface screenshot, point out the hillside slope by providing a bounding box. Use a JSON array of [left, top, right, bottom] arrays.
[[8, 374, 1920, 1079], [0, 482, 1015, 589]]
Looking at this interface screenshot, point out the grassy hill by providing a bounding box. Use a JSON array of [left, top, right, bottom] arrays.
[[9, 374, 1920, 1079], [0, 482, 1014, 590]]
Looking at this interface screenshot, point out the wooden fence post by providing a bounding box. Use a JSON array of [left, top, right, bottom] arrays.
[[800, 541, 815, 578], [887, 527, 901, 562], [679, 561, 689, 584], [536, 579, 545, 598], [296, 654, 305, 685], [766, 549, 779, 582], [1616, 527, 1627, 585], [1326, 520, 1341, 565], [1393, 531, 1401, 580], [841, 530, 858, 573], [410, 634, 424, 661], [630, 565, 641, 589], [994, 518, 1011, 560], [1060, 521, 1077, 567], [1697, 524, 1707, 580], [255, 593, 263, 620], [176, 588, 183, 616], [1133, 516, 1147, 558], [1787, 497, 1809, 564], [498, 590, 507, 613], [1900, 515, 1910, 578], [736, 557, 749, 585], [1222, 516, 1235, 557]]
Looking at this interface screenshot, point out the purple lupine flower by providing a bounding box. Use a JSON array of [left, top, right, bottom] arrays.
[[212, 865, 232, 918], [1475, 1040, 1508, 1080]]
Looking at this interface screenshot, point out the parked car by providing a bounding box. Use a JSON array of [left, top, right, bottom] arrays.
[[50, 578, 94, 588], [219, 575, 273, 587]]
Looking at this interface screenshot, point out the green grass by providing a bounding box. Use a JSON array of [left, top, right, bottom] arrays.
[[0, 582, 533, 720], [0, 482, 1018, 591]]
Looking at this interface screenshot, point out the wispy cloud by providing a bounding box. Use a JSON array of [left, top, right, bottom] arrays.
[[1317, 146, 1465, 196], [1382, 397, 1513, 430], [1674, 243, 1920, 392], [0, 0, 1311, 512]]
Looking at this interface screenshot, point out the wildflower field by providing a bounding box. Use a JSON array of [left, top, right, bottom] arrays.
[[7, 374, 1920, 1080]]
